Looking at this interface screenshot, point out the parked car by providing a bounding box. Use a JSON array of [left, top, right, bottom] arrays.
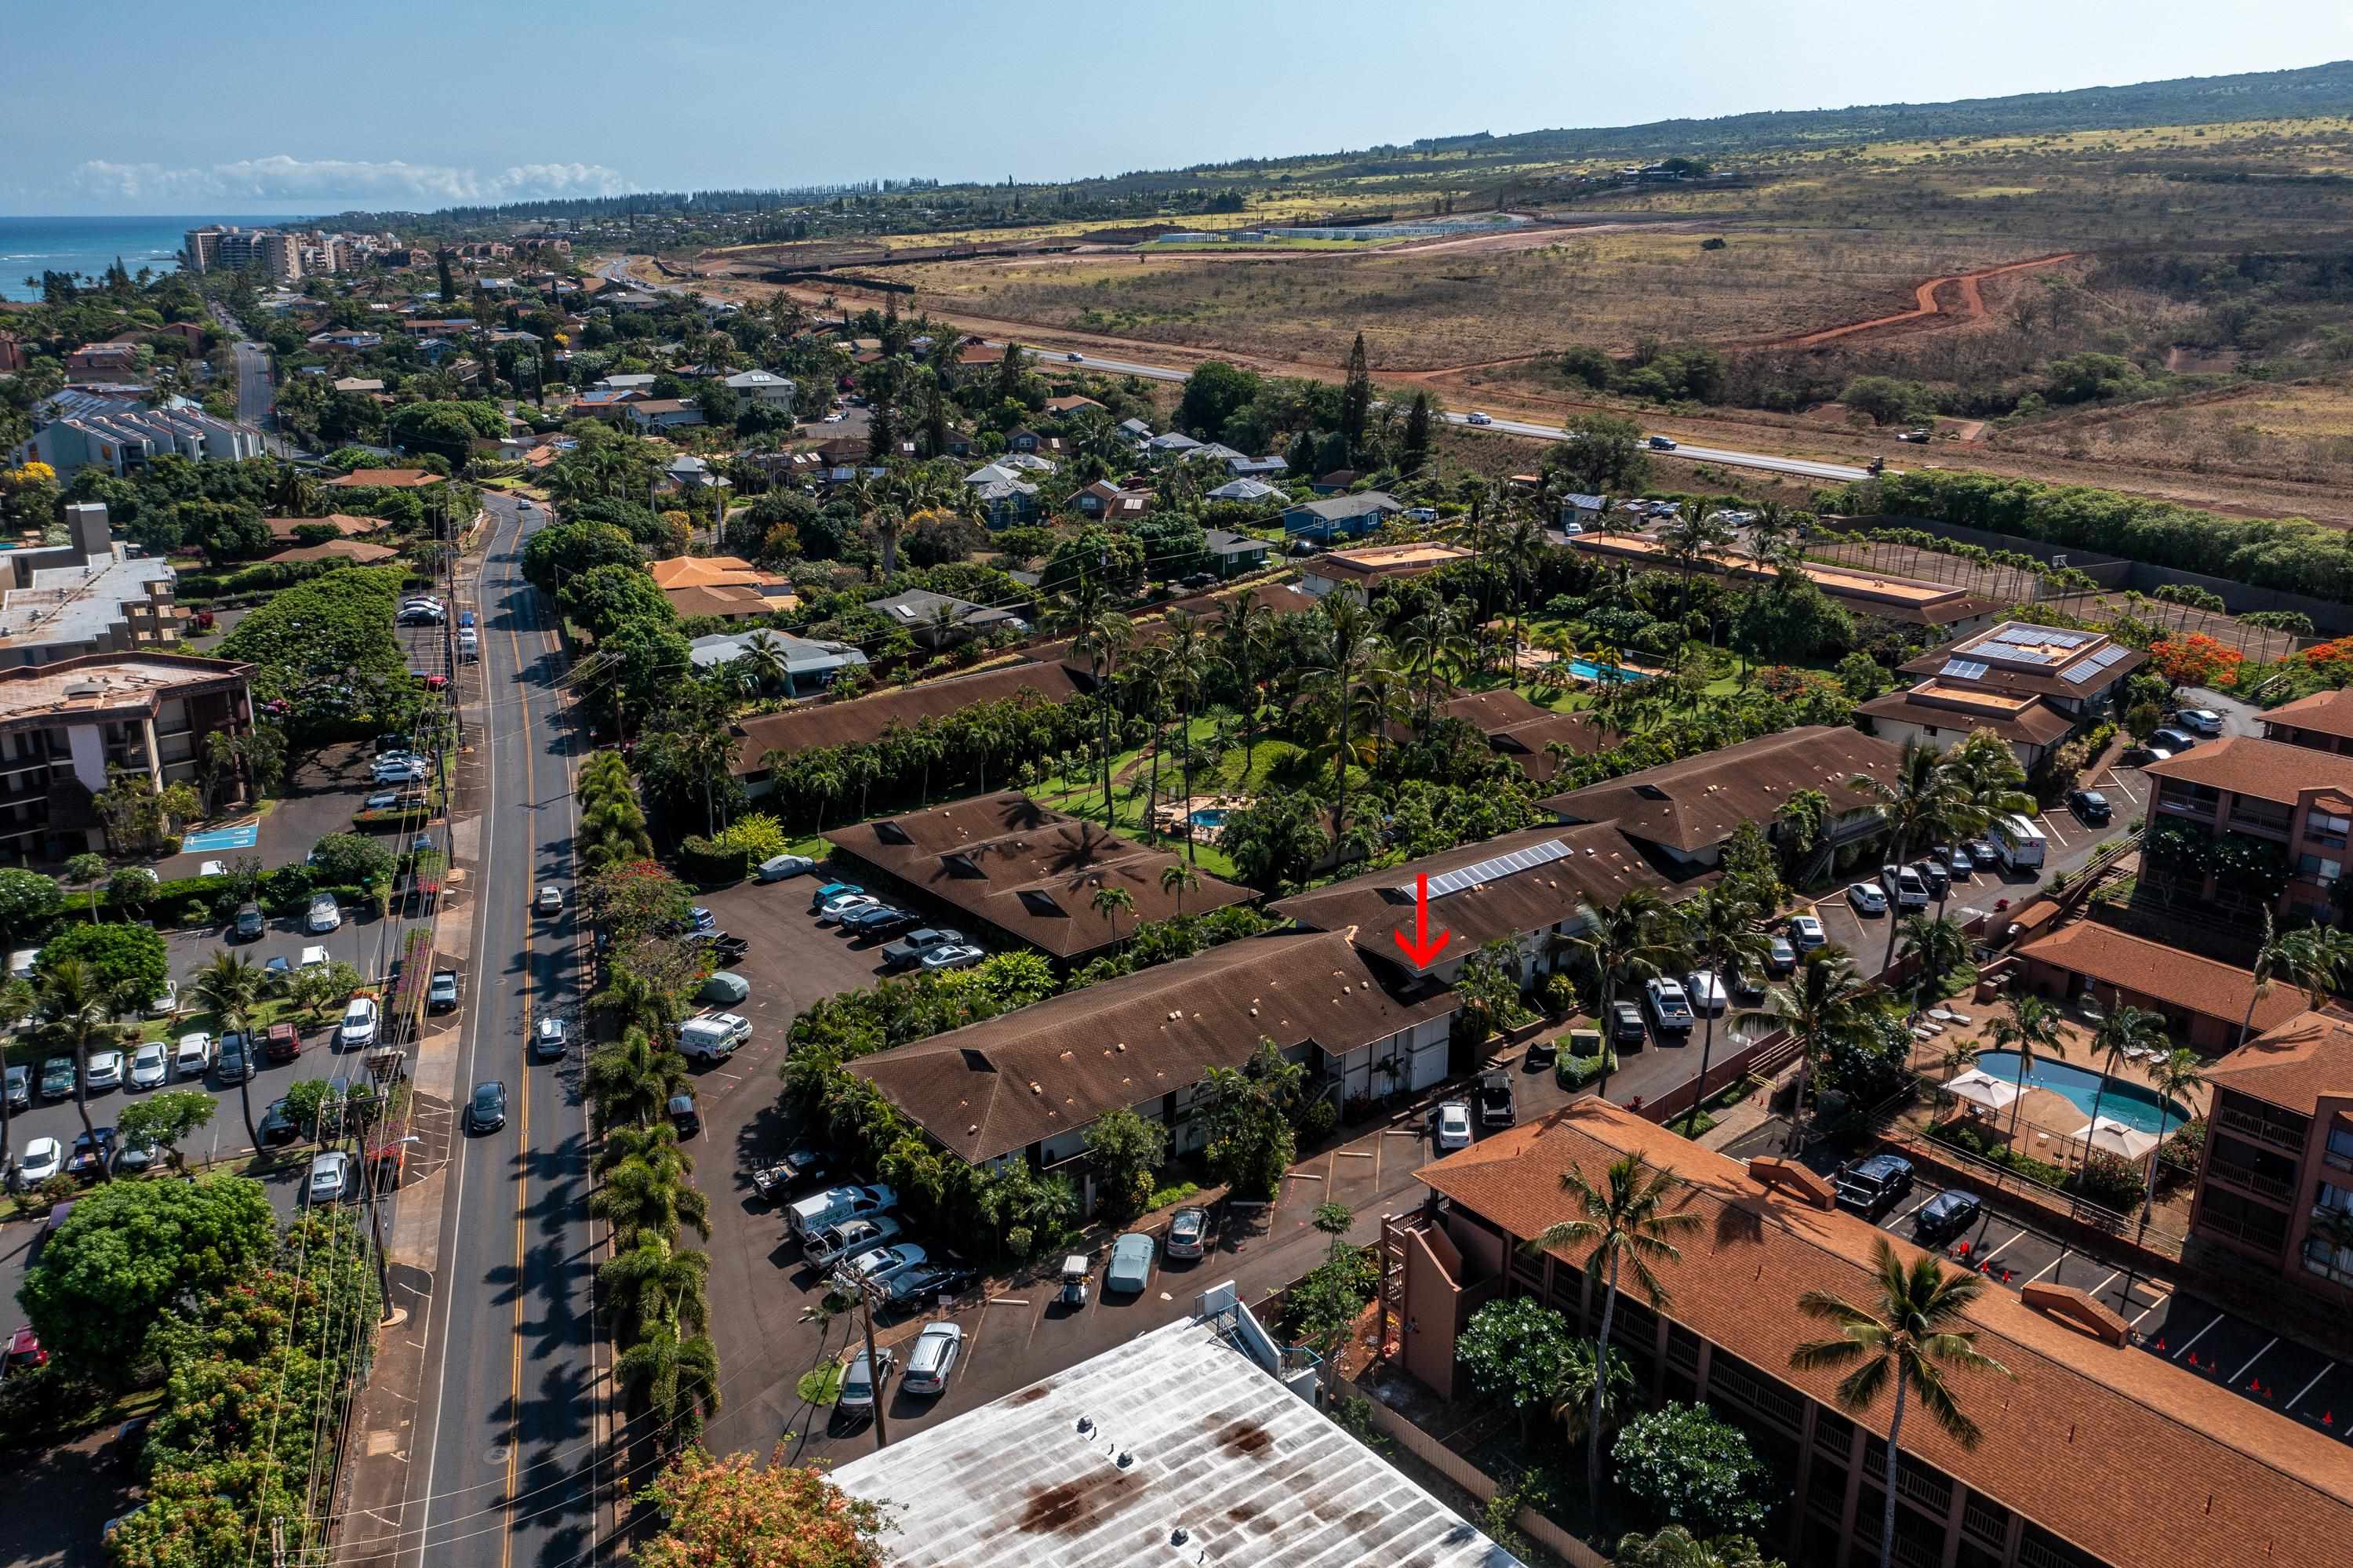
[[299, 944, 330, 972], [5, 1327, 47, 1377], [38, 1057, 75, 1101], [1644, 977, 1695, 1034], [881, 928, 966, 972], [535, 885, 564, 915], [816, 893, 880, 925], [678, 1013, 751, 1062], [1609, 999, 1646, 1047], [839, 1345, 895, 1411], [428, 971, 460, 1010], [845, 1242, 928, 1287], [1846, 882, 1888, 915], [1878, 864, 1929, 910], [1105, 1232, 1155, 1293], [1476, 1071, 1517, 1129], [67, 1128, 116, 1181], [264, 1022, 301, 1064], [751, 1143, 828, 1202], [2068, 788, 2112, 825], [919, 944, 986, 972], [809, 881, 864, 912], [306, 1151, 353, 1205], [339, 996, 380, 1050], [842, 904, 916, 939], [469, 1080, 507, 1133], [667, 1092, 702, 1137], [1913, 1189, 1984, 1246], [1833, 1153, 1915, 1217], [1764, 936, 1798, 977], [2174, 708, 2224, 737], [787, 1184, 897, 1242], [147, 980, 178, 1018], [14, 1137, 62, 1191], [1431, 1101, 1473, 1151], [806, 1216, 906, 1271], [1965, 838, 1999, 868], [84, 1050, 124, 1092], [1788, 912, 1827, 949], [173, 1031, 216, 1079], [700, 971, 750, 1004], [113, 1133, 159, 1176], [533, 1016, 568, 1060], [756, 853, 815, 882], [1166, 1206, 1211, 1260], [306, 893, 342, 933], [1934, 843, 1973, 877], [884, 1258, 977, 1311], [2151, 727, 2198, 755], [4, 1066, 25, 1112], [216, 1034, 254, 1084], [129, 1042, 169, 1090], [1683, 970, 1728, 1017], [900, 1322, 965, 1395], [264, 955, 292, 983], [1910, 858, 1950, 899], [258, 1097, 304, 1147]]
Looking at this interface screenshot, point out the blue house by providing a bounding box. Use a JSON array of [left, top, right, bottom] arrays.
[[1282, 491, 1404, 542]]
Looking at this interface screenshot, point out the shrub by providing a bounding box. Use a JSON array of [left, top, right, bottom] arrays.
[[1558, 1048, 1619, 1090], [35, 921, 169, 995], [1296, 1097, 1337, 1143], [2072, 1150, 2144, 1212], [1611, 1402, 1773, 1537]]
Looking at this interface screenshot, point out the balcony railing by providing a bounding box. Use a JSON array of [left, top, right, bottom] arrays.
[[2198, 1209, 2288, 1254], [2217, 1104, 2308, 1154], [2206, 1161, 2294, 1206], [2228, 809, 2294, 839]]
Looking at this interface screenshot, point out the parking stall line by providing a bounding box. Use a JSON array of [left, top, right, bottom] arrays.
[[1973, 1229, 2028, 1268], [2287, 1364, 2338, 1413], [2231, 1338, 2280, 1387], [2100, 773, 2142, 806], [1891, 1195, 1933, 1226], [2038, 815, 2073, 849], [2022, 1254, 2066, 1287], [2172, 1313, 2224, 1362], [2084, 1268, 2123, 1303]]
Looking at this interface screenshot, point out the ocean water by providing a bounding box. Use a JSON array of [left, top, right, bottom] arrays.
[[0, 215, 311, 301]]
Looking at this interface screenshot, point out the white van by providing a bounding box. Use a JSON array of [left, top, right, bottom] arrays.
[[7, 948, 38, 982], [786, 1183, 897, 1243], [677, 1012, 751, 1062], [1989, 813, 2048, 871]]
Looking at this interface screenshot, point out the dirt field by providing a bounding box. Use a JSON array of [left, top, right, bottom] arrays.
[[1993, 377, 2353, 493]]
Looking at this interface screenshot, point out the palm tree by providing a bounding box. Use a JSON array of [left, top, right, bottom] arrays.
[[593, 1144, 712, 1247], [38, 958, 112, 1172], [1306, 595, 1381, 836], [1160, 862, 1200, 919], [1219, 589, 1278, 777], [2237, 911, 2295, 1050], [2275, 923, 2353, 1015], [1528, 1153, 1702, 1508], [191, 951, 267, 1155], [1558, 888, 1677, 1102], [615, 1319, 722, 1450], [1675, 885, 1771, 1137], [1847, 742, 1969, 970], [736, 631, 790, 696], [2078, 1006, 2166, 1166], [602, 1233, 712, 1337], [1775, 789, 1831, 879], [1735, 947, 1871, 1150], [2143, 1048, 2209, 1221], [1091, 885, 1136, 944], [1988, 991, 2064, 1150], [1491, 513, 1551, 677], [1067, 603, 1133, 832], [1163, 611, 1213, 861], [1395, 602, 1471, 729], [591, 1119, 693, 1181], [584, 1028, 693, 1132], [1933, 736, 2035, 923], [1791, 1237, 2013, 1568], [1894, 913, 1969, 1020], [1656, 502, 1735, 614]]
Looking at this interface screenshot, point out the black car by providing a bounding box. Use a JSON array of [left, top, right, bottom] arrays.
[[469, 1080, 507, 1133], [667, 1092, 701, 1138], [67, 1128, 116, 1182], [1833, 1153, 1915, 1218], [1609, 1000, 1646, 1047], [1477, 1071, 1516, 1129], [2068, 788, 2111, 825], [257, 1097, 305, 1147], [842, 905, 916, 939], [885, 1257, 978, 1313], [232, 902, 266, 941], [1913, 1189, 1984, 1246], [1910, 859, 1949, 899], [215, 1035, 254, 1084], [1965, 839, 1999, 868]]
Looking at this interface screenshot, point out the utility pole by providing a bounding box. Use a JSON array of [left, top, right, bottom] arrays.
[[835, 1270, 889, 1450]]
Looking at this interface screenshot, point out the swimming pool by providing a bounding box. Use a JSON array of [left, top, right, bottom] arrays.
[[1567, 660, 1648, 684], [1190, 809, 1231, 829], [1973, 1050, 2190, 1135]]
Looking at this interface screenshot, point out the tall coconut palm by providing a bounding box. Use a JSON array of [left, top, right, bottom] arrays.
[[37, 958, 112, 1173], [1090, 885, 1136, 944], [593, 1144, 712, 1248], [1306, 594, 1381, 838], [2237, 911, 2296, 1050], [1735, 946, 1872, 1151], [1894, 913, 1969, 1022], [1656, 502, 1735, 614], [616, 1319, 721, 1451], [1219, 588, 1278, 777], [2275, 923, 2353, 1014], [591, 1119, 694, 1182], [584, 1028, 693, 1132], [1933, 735, 2035, 922], [1791, 1237, 2013, 1568], [1067, 604, 1133, 832], [1675, 885, 1772, 1137], [1848, 742, 1969, 971], [2142, 1048, 2209, 1221], [1160, 861, 1200, 919], [1491, 513, 1551, 678], [1988, 991, 2065, 1150], [191, 951, 267, 1155], [1558, 888, 1677, 1102], [1395, 602, 1471, 729], [2078, 1005, 2166, 1167], [1163, 609, 1214, 860], [1528, 1153, 1702, 1509]]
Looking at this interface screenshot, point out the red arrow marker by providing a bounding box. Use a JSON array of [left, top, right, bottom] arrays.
[[1393, 873, 1452, 967]]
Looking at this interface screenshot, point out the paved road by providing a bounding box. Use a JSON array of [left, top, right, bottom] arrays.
[[409, 493, 598, 1568]]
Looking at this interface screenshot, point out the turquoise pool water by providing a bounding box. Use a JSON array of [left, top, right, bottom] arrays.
[[1191, 809, 1231, 828], [1973, 1050, 2188, 1135], [1568, 660, 1647, 683]]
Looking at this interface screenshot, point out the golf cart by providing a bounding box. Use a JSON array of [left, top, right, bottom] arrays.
[[1058, 1253, 1089, 1308]]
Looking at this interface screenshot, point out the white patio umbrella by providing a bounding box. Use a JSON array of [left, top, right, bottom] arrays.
[[1944, 1068, 2020, 1115], [2073, 1117, 2158, 1162]]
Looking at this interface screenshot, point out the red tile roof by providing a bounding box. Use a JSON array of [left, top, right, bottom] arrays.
[[2144, 734, 2353, 806], [2265, 688, 2353, 744], [2203, 1007, 2353, 1115], [2017, 919, 2306, 1034]]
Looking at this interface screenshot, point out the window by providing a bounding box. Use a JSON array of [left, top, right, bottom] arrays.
[[2298, 853, 2343, 883], [2326, 1122, 2353, 1172], [2310, 813, 2351, 850]]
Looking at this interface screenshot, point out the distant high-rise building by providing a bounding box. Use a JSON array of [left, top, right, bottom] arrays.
[[180, 225, 303, 282]]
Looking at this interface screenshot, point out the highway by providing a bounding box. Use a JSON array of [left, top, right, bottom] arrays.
[[595, 253, 1880, 483], [406, 493, 601, 1568]]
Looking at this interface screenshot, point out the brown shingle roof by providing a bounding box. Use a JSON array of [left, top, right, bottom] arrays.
[[822, 791, 1255, 961], [2265, 688, 2353, 743], [265, 514, 380, 542], [1856, 688, 2077, 748], [2144, 733, 2353, 806], [2206, 1007, 2353, 1115], [325, 468, 443, 489], [1429, 689, 1618, 783], [1270, 821, 1672, 976], [2017, 919, 2305, 1034], [271, 540, 398, 565], [1422, 1099, 2353, 1568], [850, 930, 1452, 1162], [730, 664, 1080, 776], [1540, 726, 1905, 854], [664, 584, 795, 620]]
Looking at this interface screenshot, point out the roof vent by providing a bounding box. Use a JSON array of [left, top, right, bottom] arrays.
[[1633, 783, 1671, 801], [960, 1049, 995, 1074], [1076, 1415, 1095, 1435], [60, 681, 103, 698]]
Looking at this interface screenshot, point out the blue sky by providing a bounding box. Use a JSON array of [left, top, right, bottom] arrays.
[[4, 2, 2346, 214]]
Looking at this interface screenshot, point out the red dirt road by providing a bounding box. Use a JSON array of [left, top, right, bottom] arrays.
[[1771, 251, 2082, 347]]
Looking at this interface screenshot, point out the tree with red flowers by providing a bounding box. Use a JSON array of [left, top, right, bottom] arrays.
[[637, 1448, 892, 1568], [2148, 633, 2243, 697]]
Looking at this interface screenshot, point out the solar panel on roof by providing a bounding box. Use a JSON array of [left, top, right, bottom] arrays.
[[2061, 657, 2100, 682], [1940, 658, 1988, 680], [1403, 839, 1573, 901], [2092, 644, 2129, 668]]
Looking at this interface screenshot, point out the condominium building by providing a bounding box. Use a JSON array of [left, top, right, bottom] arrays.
[[0, 651, 253, 861], [2188, 1006, 2353, 1302], [0, 504, 185, 668], [181, 225, 303, 282], [2141, 735, 2353, 925], [1858, 621, 2146, 772], [15, 389, 266, 477]]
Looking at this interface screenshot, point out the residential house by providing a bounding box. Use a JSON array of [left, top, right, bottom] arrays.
[[264, 515, 380, 548], [1206, 478, 1282, 505], [849, 929, 1453, 1192], [0, 651, 253, 862], [1271, 820, 1674, 993], [402, 317, 475, 339], [1572, 533, 2003, 639], [1541, 725, 1907, 877], [1116, 417, 1153, 444], [271, 540, 398, 566], [1283, 490, 1404, 541], [1858, 622, 2145, 771], [648, 555, 796, 620], [1427, 688, 1617, 784], [1313, 468, 1362, 495], [596, 373, 660, 392], [1402, 1097, 2353, 1568], [686, 631, 865, 695], [722, 369, 797, 407], [729, 664, 1082, 784], [1225, 454, 1288, 480], [16, 395, 266, 475], [624, 399, 704, 433], [2141, 735, 2353, 924], [659, 453, 729, 493], [1298, 541, 1471, 600], [2013, 917, 2303, 1053], [1146, 431, 1203, 461], [821, 791, 1255, 963], [325, 468, 443, 490], [306, 329, 382, 351], [2264, 688, 2353, 757], [964, 462, 1041, 526], [64, 343, 140, 381], [865, 588, 1027, 649], [1201, 528, 1269, 580], [1555, 492, 1607, 529], [2190, 1006, 2353, 1304], [568, 387, 646, 420], [330, 377, 385, 395], [1072, 479, 1147, 519], [1042, 395, 1104, 417]]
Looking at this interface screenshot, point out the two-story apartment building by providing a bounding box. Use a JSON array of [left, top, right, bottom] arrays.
[[2189, 1007, 2353, 1305], [2262, 688, 2353, 757], [2140, 735, 2353, 924], [1857, 621, 2144, 772], [0, 651, 254, 861], [1297, 541, 1472, 601], [0, 503, 184, 668]]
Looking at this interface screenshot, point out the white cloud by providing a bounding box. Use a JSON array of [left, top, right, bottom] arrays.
[[74, 155, 630, 207]]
